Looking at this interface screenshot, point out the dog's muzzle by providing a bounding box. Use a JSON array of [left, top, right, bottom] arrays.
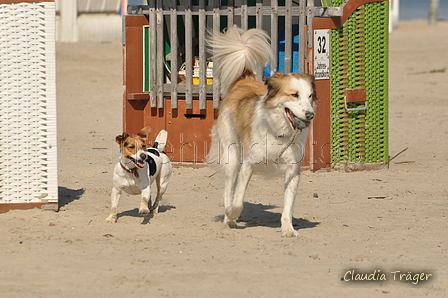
[[128, 152, 147, 168], [285, 108, 313, 130], [293, 117, 311, 130]]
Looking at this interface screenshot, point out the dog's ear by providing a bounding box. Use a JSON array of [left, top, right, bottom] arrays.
[[115, 133, 129, 145], [302, 74, 317, 101], [311, 80, 317, 101], [137, 126, 152, 141], [311, 80, 318, 110], [265, 72, 284, 100], [304, 74, 318, 103]]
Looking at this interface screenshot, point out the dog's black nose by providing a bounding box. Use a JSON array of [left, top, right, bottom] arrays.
[[140, 152, 147, 160], [305, 111, 314, 120]]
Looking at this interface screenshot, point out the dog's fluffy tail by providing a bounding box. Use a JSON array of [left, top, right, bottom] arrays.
[[153, 130, 168, 152], [208, 25, 272, 96]]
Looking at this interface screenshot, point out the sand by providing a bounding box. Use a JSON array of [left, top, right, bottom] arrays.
[[0, 20, 447, 297]]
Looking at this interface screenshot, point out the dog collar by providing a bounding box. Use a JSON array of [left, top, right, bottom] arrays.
[[120, 162, 139, 178]]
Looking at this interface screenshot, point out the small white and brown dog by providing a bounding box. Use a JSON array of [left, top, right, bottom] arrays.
[[207, 26, 317, 237], [106, 126, 172, 223]]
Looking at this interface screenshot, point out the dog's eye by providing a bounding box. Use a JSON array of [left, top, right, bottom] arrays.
[[129, 145, 135, 149], [142, 145, 147, 149], [291, 93, 298, 98]]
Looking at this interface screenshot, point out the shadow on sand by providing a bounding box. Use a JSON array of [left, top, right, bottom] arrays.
[[117, 205, 176, 224], [214, 201, 320, 230], [58, 187, 85, 209]]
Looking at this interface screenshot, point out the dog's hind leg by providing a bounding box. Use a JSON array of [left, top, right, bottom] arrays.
[[222, 160, 240, 228], [226, 162, 253, 223], [106, 187, 121, 223], [281, 166, 301, 237], [151, 175, 167, 214], [151, 159, 172, 214]]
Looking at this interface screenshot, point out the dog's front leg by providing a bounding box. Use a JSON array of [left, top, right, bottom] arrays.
[[282, 166, 301, 237], [139, 186, 151, 216], [106, 187, 121, 223]]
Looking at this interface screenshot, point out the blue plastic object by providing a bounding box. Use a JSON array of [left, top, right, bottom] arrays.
[[264, 25, 300, 77]]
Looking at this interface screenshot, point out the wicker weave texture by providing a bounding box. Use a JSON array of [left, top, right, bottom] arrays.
[[330, 1, 389, 167], [0, 2, 57, 204]]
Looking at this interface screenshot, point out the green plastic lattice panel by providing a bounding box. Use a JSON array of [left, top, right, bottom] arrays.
[[330, 1, 389, 168]]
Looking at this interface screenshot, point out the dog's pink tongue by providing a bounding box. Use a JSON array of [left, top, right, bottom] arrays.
[[137, 160, 146, 168], [286, 109, 294, 122]]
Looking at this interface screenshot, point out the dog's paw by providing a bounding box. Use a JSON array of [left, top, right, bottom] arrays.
[[281, 229, 299, 237], [150, 206, 159, 214], [138, 208, 150, 216], [226, 221, 238, 229], [223, 215, 238, 229], [106, 215, 117, 223]]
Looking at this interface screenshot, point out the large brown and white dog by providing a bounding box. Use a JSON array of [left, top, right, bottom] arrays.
[[106, 126, 172, 223], [207, 26, 317, 237]]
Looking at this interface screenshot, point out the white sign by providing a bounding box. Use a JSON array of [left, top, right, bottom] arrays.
[[313, 29, 330, 80]]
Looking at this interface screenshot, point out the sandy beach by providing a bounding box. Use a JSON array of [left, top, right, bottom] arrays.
[[0, 20, 447, 297]]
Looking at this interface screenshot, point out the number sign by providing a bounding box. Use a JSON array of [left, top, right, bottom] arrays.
[[313, 30, 330, 80]]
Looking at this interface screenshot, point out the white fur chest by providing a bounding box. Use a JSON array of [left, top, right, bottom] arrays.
[[248, 121, 310, 171], [113, 163, 150, 195]]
